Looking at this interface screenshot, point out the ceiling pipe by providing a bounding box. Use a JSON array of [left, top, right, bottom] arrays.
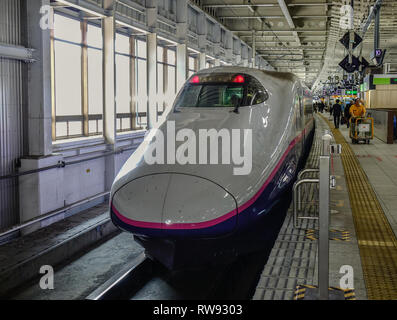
[[361, 0, 383, 37]]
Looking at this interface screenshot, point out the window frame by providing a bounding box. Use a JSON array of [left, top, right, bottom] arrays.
[[51, 12, 150, 141]]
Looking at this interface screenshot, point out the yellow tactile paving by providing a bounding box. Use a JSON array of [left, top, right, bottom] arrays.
[[319, 114, 397, 299]]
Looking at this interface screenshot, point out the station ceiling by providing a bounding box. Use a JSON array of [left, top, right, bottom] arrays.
[[192, 0, 397, 90]]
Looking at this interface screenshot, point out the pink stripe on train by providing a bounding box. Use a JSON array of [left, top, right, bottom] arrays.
[[112, 119, 314, 230]]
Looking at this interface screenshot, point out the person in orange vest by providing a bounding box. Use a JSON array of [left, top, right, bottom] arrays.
[[350, 99, 366, 137], [350, 98, 366, 118]]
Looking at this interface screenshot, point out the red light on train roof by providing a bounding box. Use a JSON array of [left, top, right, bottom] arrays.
[[233, 75, 245, 83], [190, 76, 200, 83]]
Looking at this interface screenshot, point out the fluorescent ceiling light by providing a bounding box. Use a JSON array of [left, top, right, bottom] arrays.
[[188, 47, 200, 54], [157, 35, 177, 46], [116, 20, 147, 34]]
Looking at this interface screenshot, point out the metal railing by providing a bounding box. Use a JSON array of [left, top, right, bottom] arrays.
[[293, 178, 319, 228], [293, 131, 334, 300], [297, 168, 319, 212], [54, 112, 149, 140]]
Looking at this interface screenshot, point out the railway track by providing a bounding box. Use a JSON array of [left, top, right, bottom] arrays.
[[85, 198, 294, 300], [86, 253, 153, 300], [85, 247, 274, 300]]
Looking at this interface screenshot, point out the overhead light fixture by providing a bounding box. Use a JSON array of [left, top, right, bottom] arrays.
[[157, 35, 178, 46], [116, 20, 148, 34], [188, 47, 201, 54]]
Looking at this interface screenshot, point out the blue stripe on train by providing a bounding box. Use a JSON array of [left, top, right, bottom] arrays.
[[110, 135, 305, 239]]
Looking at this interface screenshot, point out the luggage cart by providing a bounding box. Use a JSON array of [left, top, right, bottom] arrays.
[[350, 116, 374, 144]]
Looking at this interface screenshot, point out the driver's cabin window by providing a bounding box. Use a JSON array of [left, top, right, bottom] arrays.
[[247, 78, 268, 105]]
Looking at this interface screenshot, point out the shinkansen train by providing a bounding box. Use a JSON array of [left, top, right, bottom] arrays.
[[110, 67, 314, 269]]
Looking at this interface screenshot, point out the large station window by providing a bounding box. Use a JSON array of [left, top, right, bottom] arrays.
[[52, 11, 217, 141], [167, 49, 176, 106], [53, 14, 106, 140], [115, 33, 132, 132], [53, 14, 83, 139], [87, 24, 103, 135], [188, 55, 198, 77], [136, 39, 147, 128], [157, 45, 177, 119]]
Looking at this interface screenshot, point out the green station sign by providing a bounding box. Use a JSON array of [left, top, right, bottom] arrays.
[[372, 75, 397, 85], [373, 77, 391, 85]]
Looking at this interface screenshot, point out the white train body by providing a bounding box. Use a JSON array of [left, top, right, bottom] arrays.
[[110, 67, 314, 268]]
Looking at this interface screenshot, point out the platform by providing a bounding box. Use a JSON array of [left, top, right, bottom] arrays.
[[339, 121, 397, 238], [253, 114, 367, 300], [0, 203, 119, 297]]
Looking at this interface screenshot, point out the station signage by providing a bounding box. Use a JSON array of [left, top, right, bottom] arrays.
[[345, 90, 357, 95], [372, 75, 397, 85], [339, 55, 361, 73], [339, 32, 362, 50]]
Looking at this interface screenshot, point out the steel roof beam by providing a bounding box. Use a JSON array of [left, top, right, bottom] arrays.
[[233, 29, 328, 33], [220, 15, 329, 19], [203, 3, 331, 8]]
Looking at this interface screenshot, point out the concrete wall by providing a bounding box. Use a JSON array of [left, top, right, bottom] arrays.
[[0, 0, 24, 230], [366, 85, 397, 109], [17, 132, 145, 234]]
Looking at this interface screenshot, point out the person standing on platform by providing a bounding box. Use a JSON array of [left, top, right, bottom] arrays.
[[349, 99, 366, 133], [319, 101, 325, 113], [332, 99, 342, 129], [350, 99, 366, 118], [344, 102, 352, 128]]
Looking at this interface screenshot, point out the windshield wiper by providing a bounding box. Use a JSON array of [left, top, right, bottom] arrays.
[[230, 95, 241, 114]]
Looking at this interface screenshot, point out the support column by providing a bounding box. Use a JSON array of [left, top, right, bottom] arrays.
[[176, 0, 188, 40], [130, 36, 137, 130], [102, 0, 117, 190], [197, 13, 207, 48], [241, 45, 248, 67], [26, 0, 52, 156], [81, 21, 89, 136], [225, 31, 233, 63], [213, 24, 221, 58], [233, 38, 242, 65], [19, 1, 64, 231], [147, 33, 157, 129], [163, 48, 168, 108], [176, 0, 188, 91], [252, 30, 256, 68], [177, 43, 188, 91], [197, 12, 207, 71], [214, 58, 221, 67], [199, 52, 206, 70]]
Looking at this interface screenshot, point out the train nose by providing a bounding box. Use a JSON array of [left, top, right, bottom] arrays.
[[111, 174, 237, 237]]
